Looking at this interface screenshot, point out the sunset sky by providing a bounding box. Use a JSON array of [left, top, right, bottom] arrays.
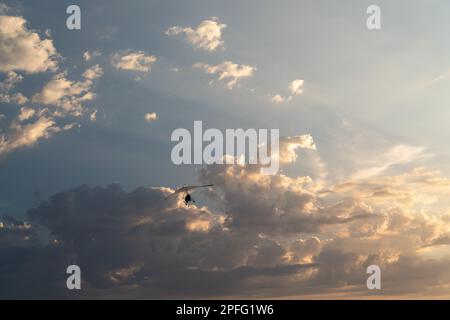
[[2, 0, 450, 299]]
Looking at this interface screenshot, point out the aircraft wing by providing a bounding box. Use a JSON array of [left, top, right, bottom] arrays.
[[164, 184, 214, 200], [184, 184, 214, 192]]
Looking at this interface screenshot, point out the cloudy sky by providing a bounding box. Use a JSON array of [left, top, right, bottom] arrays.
[[2, 0, 450, 299]]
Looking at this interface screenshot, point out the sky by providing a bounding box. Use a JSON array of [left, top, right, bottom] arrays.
[[1, 0, 450, 299]]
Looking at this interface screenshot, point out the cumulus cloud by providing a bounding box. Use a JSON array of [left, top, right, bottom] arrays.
[[166, 17, 226, 52], [144, 112, 157, 122], [32, 65, 103, 117], [194, 61, 255, 89], [271, 94, 284, 105], [0, 180, 329, 298], [288, 79, 304, 97], [0, 14, 102, 157], [17, 106, 35, 121], [0, 104, 80, 156], [112, 51, 157, 72], [279, 135, 316, 164], [3, 118, 450, 299], [0, 132, 378, 298], [1, 184, 234, 298], [199, 162, 378, 236], [0, 70, 23, 91], [0, 115, 63, 155], [83, 50, 101, 62], [271, 79, 305, 104], [0, 62, 101, 157], [0, 15, 58, 73], [0, 71, 28, 105], [0, 7, 449, 297], [82, 64, 103, 80], [0, 91, 27, 105], [3, 155, 450, 298]]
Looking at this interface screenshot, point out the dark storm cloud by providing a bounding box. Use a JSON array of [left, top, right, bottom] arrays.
[[0, 157, 392, 299], [0, 183, 320, 298], [2, 163, 450, 298]]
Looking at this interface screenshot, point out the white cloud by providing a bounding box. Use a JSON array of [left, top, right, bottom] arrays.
[[83, 50, 101, 62], [0, 70, 28, 105], [17, 107, 35, 122], [0, 92, 27, 105], [193, 60, 255, 89], [288, 79, 304, 97], [279, 135, 316, 164], [82, 64, 103, 80], [271, 79, 305, 104], [0, 15, 58, 73], [32, 65, 103, 117], [166, 17, 226, 52], [83, 52, 91, 62], [4, 145, 450, 297], [90, 110, 98, 122], [0, 104, 81, 155], [0, 71, 23, 91], [112, 51, 156, 72], [145, 112, 157, 122], [0, 16, 101, 157], [271, 94, 285, 105], [0, 116, 59, 155]]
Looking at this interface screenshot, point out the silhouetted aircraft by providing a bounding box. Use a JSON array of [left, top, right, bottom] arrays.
[[164, 184, 214, 205]]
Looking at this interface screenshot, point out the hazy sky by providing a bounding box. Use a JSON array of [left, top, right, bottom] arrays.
[[1, 0, 450, 299]]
